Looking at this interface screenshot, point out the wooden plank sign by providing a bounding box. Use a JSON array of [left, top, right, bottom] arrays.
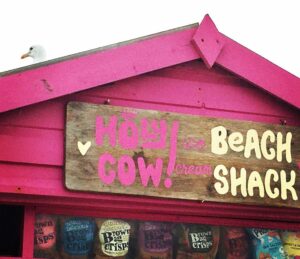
[[65, 102, 300, 208]]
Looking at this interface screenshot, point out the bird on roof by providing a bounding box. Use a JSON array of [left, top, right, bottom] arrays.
[[21, 45, 46, 63]]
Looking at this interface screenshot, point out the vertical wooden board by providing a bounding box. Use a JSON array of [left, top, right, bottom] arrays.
[[23, 206, 36, 258], [65, 102, 300, 208]]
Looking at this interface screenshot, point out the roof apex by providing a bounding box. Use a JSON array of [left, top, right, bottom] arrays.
[[192, 14, 224, 68], [0, 15, 299, 112]]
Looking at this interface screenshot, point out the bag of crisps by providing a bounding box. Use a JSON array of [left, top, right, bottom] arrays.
[[217, 227, 250, 259], [34, 214, 59, 259], [281, 231, 300, 258], [175, 224, 219, 259], [60, 217, 96, 259], [138, 221, 173, 259], [94, 219, 131, 259], [248, 228, 287, 259]]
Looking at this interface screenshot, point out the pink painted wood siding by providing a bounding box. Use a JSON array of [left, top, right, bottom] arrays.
[[0, 66, 299, 167], [0, 61, 299, 227]]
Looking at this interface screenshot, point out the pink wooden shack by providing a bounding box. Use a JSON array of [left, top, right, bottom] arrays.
[[0, 15, 300, 259]]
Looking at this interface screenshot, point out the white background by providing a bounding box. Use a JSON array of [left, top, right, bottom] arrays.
[[0, 0, 299, 77]]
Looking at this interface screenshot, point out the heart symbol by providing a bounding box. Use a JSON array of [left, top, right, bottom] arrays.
[[77, 141, 91, 156]]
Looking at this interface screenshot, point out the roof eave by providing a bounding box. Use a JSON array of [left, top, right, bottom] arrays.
[[0, 15, 299, 112]]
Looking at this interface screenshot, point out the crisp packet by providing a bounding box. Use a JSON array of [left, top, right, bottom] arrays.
[[60, 217, 96, 259], [248, 228, 287, 259], [217, 227, 250, 259], [281, 231, 300, 258], [34, 214, 59, 258], [94, 219, 131, 259], [175, 224, 219, 259], [138, 221, 173, 259]]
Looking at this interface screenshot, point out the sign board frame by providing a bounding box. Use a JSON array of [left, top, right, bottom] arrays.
[[65, 102, 300, 208]]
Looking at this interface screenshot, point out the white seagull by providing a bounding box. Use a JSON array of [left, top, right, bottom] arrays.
[[21, 45, 46, 63]]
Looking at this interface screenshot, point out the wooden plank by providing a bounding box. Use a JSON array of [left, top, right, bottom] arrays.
[[1, 24, 197, 78], [86, 76, 300, 119], [0, 100, 66, 129], [0, 126, 63, 166], [85, 76, 200, 106], [0, 26, 199, 113], [65, 102, 300, 208], [1, 69, 299, 168], [2, 74, 299, 131], [0, 163, 65, 197], [1, 97, 299, 167], [2, 162, 300, 224], [22, 206, 35, 259], [217, 33, 300, 109], [149, 61, 246, 85]]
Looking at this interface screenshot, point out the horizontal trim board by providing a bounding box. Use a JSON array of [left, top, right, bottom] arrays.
[[1, 162, 300, 226]]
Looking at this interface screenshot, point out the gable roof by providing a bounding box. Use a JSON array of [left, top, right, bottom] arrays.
[[0, 14, 299, 112]]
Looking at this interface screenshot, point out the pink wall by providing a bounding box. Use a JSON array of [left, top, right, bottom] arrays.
[[0, 60, 299, 229]]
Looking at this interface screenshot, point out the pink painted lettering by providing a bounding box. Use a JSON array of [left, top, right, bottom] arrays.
[[183, 137, 206, 151], [141, 118, 167, 149], [119, 113, 139, 149], [96, 115, 181, 189], [118, 155, 136, 186], [98, 153, 116, 185], [96, 115, 117, 147], [165, 121, 179, 188], [175, 164, 212, 175], [138, 157, 163, 187]]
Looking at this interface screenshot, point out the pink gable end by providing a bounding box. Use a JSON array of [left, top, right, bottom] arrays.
[[0, 15, 299, 112]]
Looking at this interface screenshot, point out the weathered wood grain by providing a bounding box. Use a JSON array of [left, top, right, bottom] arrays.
[[66, 102, 300, 207]]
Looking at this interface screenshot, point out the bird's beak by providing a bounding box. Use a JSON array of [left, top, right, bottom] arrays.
[[21, 52, 30, 59]]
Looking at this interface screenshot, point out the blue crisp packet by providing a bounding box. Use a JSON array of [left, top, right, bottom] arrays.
[[248, 228, 287, 259], [63, 218, 95, 256]]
